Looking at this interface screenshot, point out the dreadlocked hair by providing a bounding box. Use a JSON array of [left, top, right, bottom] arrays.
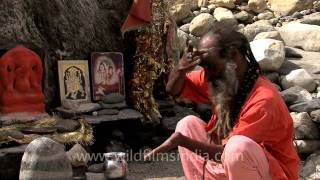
[[207, 23, 262, 143]]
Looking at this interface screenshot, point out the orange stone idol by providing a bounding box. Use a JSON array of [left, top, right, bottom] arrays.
[[0, 45, 45, 113]]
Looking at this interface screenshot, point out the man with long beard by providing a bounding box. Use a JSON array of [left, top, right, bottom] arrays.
[[144, 24, 299, 180]]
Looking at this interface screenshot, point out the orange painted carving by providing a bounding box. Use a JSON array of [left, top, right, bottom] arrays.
[[0, 45, 45, 113]]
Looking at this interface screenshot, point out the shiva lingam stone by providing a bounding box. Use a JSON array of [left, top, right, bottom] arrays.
[[19, 137, 72, 180], [0, 45, 45, 113]]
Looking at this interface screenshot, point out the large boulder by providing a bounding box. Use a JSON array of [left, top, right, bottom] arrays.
[[177, 29, 189, 53], [208, 0, 236, 9], [250, 39, 285, 72], [213, 7, 238, 27], [300, 151, 320, 179], [170, 4, 193, 23], [239, 20, 275, 41], [257, 11, 275, 20], [279, 47, 320, 83], [298, 12, 320, 26], [279, 22, 320, 52], [289, 99, 320, 113], [254, 31, 282, 41], [280, 86, 313, 105], [171, 0, 198, 10], [248, 0, 267, 13], [310, 109, 320, 123], [189, 13, 215, 37], [291, 112, 320, 140], [0, 0, 131, 109], [295, 140, 320, 154], [234, 11, 251, 22], [268, 0, 314, 16], [280, 69, 317, 92]]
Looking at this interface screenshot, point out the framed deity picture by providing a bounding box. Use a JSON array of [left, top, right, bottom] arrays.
[[58, 60, 91, 103], [91, 52, 125, 101]]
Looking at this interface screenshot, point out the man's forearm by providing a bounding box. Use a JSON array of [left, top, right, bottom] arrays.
[[179, 134, 224, 162], [166, 66, 187, 97]]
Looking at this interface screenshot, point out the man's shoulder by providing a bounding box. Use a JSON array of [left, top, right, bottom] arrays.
[[245, 76, 284, 108]]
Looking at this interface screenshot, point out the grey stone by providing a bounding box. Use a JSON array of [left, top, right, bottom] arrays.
[[179, 23, 190, 33], [257, 11, 275, 20], [200, 7, 210, 13], [281, 47, 320, 81], [189, 13, 215, 37], [214, 7, 238, 27], [0, 112, 49, 127], [93, 109, 119, 116], [265, 72, 279, 84], [280, 69, 316, 92], [208, 4, 216, 12], [56, 103, 101, 118], [291, 112, 320, 140], [102, 93, 125, 104], [269, 0, 314, 16], [290, 99, 320, 112], [254, 31, 283, 41], [66, 144, 89, 167], [7, 130, 24, 139], [300, 151, 320, 179], [88, 163, 104, 173], [239, 20, 275, 41], [285, 46, 303, 58], [269, 18, 279, 25], [248, 0, 267, 13], [181, 15, 195, 24], [298, 12, 320, 26], [84, 109, 144, 124], [177, 29, 189, 53], [250, 39, 285, 71], [291, 12, 304, 19], [209, 0, 236, 9], [54, 119, 81, 133], [234, 11, 250, 22], [170, 4, 193, 23], [310, 109, 320, 123], [61, 100, 80, 110], [279, 22, 320, 52], [99, 101, 128, 109], [193, 10, 200, 16], [295, 140, 320, 154], [280, 86, 313, 105]]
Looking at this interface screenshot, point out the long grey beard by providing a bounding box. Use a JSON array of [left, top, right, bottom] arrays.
[[210, 62, 239, 142]]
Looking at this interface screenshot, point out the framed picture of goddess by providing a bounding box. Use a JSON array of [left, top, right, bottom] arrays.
[[58, 60, 91, 103], [91, 52, 125, 101]]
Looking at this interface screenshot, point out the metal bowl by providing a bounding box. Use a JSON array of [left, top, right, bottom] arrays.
[[104, 152, 128, 179]]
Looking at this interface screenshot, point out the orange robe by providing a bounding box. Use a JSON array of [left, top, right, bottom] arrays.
[[180, 69, 299, 180]]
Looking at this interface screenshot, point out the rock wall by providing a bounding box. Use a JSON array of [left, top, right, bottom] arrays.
[[0, 0, 131, 109]]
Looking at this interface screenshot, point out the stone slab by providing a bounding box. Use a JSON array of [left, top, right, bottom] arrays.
[[84, 109, 144, 124]]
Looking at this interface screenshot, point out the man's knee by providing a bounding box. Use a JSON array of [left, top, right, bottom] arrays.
[[175, 115, 200, 132], [223, 135, 259, 165]]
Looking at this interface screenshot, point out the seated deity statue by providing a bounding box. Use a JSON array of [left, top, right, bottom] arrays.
[[0, 45, 45, 113]]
